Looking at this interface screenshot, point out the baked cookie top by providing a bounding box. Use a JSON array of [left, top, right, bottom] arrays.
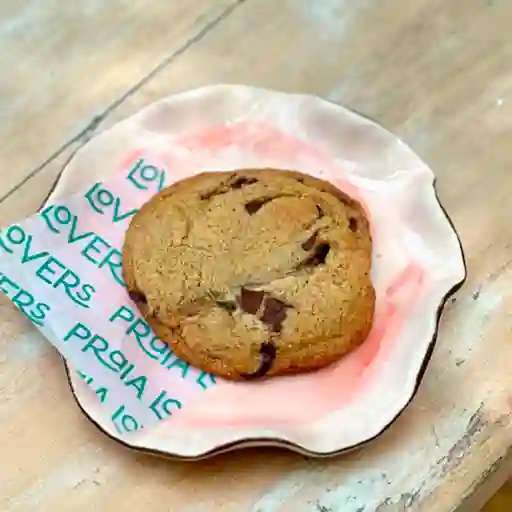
[[122, 169, 375, 380]]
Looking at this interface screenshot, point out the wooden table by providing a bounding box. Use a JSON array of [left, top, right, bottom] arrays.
[[0, 1, 511, 510]]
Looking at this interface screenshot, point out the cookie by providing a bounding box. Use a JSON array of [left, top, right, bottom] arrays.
[[122, 169, 375, 380]]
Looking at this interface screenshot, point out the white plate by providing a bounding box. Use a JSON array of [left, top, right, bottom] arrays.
[[46, 85, 466, 459]]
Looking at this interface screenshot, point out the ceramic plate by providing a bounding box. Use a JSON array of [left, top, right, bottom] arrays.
[[45, 85, 466, 459]]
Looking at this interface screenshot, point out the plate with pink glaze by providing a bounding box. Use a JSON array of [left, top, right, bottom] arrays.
[[45, 85, 466, 459]]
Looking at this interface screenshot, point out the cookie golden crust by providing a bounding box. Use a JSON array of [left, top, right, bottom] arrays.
[[122, 169, 375, 380]]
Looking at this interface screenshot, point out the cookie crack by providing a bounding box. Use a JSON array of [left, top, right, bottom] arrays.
[[243, 193, 295, 215], [200, 174, 259, 201], [199, 175, 234, 201]]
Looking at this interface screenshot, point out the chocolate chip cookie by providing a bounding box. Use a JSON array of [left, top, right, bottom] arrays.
[[122, 169, 375, 380]]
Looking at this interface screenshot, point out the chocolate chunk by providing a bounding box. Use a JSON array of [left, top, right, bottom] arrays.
[[304, 243, 331, 266], [240, 341, 277, 380], [200, 189, 220, 201], [301, 231, 318, 251], [237, 287, 265, 315], [204, 176, 258, 198], [348, 217, 357, 232], [261, 297, 291, 332], [128, 290, 147, 304], [330, 188, 353, 207], [216, 300, 237, 313], [231, 177, 258, 189], [200, 183, 230, 200]]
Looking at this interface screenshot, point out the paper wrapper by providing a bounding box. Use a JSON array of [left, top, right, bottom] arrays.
[[0, 86, 465, 453], [0, 156, 222, 432]]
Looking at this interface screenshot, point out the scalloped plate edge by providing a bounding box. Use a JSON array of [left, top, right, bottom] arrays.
[[39, 99, 466, 460]]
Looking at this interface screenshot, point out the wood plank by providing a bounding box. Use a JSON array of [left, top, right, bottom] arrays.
[[0, 0, 511, 511], [0, 0, 245, 201]]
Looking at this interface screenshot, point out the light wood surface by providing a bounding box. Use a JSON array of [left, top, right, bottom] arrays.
[[0, 1, 511, 511]]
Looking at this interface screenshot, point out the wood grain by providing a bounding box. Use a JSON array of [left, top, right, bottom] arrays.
[[0, 0, 511, 511], [0, 0, 244, 203]]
